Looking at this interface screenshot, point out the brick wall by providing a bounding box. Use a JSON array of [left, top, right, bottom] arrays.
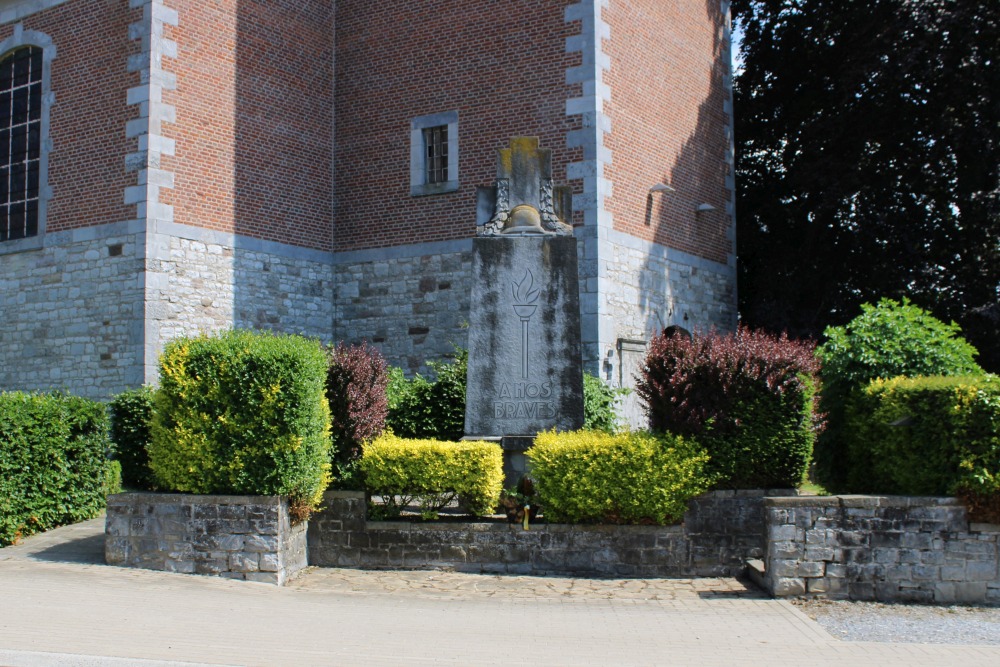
[[161, 0, 333, 252], [0, 0, 134, 234], [333, 0, 581, 252], [604, 0, 732, 265]]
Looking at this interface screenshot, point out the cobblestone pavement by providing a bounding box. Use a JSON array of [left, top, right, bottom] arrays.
[[2, 518, 1000, 666], [291, 565, 768, 601]]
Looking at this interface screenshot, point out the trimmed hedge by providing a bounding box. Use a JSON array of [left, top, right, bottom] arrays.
[[636, 326, 820, 489], [359, 432, 503, 519], [844, 376, 1000, 508], [109, 386, 156, 490], [1, 392, 114, 546], [149, 330, 332, 510], [386, 349, 467, 441], [815, 298, 983, 492], [528, 429, 711, 525]]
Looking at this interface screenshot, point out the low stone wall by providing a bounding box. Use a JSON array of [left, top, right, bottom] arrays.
[[105, 493, 308, 585], [763, 496, 1000, 604], [308, 489, 787, 577]]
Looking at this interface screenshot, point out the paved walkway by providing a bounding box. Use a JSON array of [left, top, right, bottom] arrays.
[[1, 518, 999, 666]]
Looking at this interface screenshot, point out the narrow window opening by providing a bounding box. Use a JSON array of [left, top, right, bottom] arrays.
[[423, 125, 448, 185], [0, 46, 42, 243]]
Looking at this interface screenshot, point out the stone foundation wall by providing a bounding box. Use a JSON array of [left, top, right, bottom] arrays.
[[308, 489, 775, 577], [763, 496, 1000, 604], [0, 226, 145, 398], [332, 242, 472, 374], [105, 493, 308, 585], [143, 222, 334, 385]]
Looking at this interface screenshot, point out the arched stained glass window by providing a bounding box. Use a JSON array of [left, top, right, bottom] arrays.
[[0, 46, 42, 242]]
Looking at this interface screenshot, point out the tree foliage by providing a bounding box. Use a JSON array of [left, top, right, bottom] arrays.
[[732, 0, 1000, 371], [813, 297, 982, 491]]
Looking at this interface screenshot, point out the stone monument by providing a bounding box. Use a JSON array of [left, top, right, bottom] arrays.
[[465, 137, 584, 483]]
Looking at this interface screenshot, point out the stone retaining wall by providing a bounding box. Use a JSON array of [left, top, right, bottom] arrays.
[[763, 496, 1000, 604], [105, 493, 307, 585], [308, 489, 787, 577]]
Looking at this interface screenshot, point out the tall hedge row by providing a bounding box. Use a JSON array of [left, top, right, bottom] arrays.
[[149, 330, 332, 510], [844, 376, 1000, 508], [637, 327, 821, 489], [815, 298, 982, 491], [0, 392, 116, 546]]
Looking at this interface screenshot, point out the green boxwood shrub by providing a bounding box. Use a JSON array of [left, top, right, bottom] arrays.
[[844, 376, 1000, 510], [109, 386, 156, 490], [386, 351, 628, 440], [149, 330, 332, 511], [815, 298, 983, 491], [1, 392, 114, 546], [528, 429, 711, 525], [386, 349, 467, 441], [359, 432, 503, 519], [636, 326, 821, 489]]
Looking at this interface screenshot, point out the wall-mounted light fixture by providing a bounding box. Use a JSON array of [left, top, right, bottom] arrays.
[[649, 183, 676, 195], [695, 203, 716, 214]]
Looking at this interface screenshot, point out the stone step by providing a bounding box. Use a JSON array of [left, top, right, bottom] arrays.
[[744, 558, 768, 591]]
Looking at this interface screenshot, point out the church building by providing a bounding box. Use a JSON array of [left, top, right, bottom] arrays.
[[0, 0, 737, 409]]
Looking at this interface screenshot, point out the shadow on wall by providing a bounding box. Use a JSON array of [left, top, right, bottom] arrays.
[[231, 2, 335, 341], [636, 0, 736, 343]]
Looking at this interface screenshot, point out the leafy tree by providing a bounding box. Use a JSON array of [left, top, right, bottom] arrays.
[[732, 0, 1000, 371]]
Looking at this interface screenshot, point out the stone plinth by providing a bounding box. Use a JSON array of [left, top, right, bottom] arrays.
[[464, 235, 584, 438], [105, 493, 308, 585]]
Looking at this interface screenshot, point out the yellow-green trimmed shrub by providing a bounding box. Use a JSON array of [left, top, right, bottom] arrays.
[[845, 375, 1000, 506], [1, 392, 114, 546], [529, 429, 712, 525], [359, 433, 503, 519], [149, 330, 332, 510]]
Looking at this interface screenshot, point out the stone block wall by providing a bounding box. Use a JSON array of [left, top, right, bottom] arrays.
[[105, 493, 308, 585], [0, 226, 146, 398], [332, 242, 471, 374], [763, 496, 1000, 604], [686, 489, 795, 576], [308, 489, 774, 577], [142, 222, 334, 385]]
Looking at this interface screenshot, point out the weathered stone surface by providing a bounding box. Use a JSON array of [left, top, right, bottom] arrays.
[[464, 235, 584, 437], [763, 495, 1000, 604], [105, 493, 306, 586], [308, 490, 768, 578]]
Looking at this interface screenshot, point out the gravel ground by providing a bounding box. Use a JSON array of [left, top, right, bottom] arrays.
[[793, 598, 1000, 645]]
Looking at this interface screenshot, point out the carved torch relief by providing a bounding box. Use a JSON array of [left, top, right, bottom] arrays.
[[493, 269, 556, 421], [511, 269, 539, 380]]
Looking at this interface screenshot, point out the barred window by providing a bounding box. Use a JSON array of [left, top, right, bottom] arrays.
[[423, 125, 448, 185], [410, 110, 458, 196], [0, 46, 42, 243]]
